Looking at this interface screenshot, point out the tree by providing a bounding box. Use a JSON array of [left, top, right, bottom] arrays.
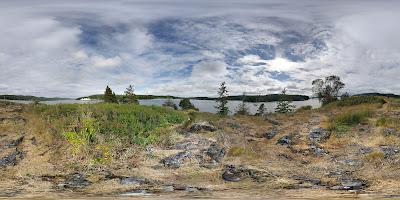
[[235, 101, 250, 115], [121, 85, 138, 104], [275, 89, 295, 114], [215, 82, 229, 115], [255, 103, 266, 116], [104, 86, 118, 103], [179, 98, 197, 110], [163, 99, 178, 110], [312, 75, 345, 105]]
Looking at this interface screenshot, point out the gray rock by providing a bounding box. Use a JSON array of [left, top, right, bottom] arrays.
[[0, 150, 23, 167], [206, 143, 225, 162], [189, 122, 217, 132], [161, 151, 192, 168], [276, 135, 292, 146], [380, 146, 400, 158], [330, 179, 367, 190], [222, 165, 275, 182], [292, 175, 322, 185], [309, 145, 328, 156], [163, 186, 174, 192], [338, 159, 363, 167], [309, 128, 331, 143], [60, 173, 91, 189], [120, 177, 146, 185], [264, 129, 278, 139], [383, 128, 399, 136], [222, 165, 243, 182], [359, 147, 373, 154]]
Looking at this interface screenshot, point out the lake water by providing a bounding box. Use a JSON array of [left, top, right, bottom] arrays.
[[3, 98, 321, 115]]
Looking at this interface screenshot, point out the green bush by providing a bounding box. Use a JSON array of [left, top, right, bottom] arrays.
[[329, 110, 374, 132]]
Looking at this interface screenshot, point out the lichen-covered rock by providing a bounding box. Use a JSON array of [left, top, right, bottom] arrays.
[[264, 129, 278, 139], [189, 122, 217, 132], [206, 143, 225, 162], [276, 135, 292, 146], [161, 151, 193, 169], [309, 128, 330, 143]]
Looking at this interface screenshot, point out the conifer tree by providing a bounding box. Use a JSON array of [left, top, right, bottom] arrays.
[[104, 86, 118, 103], [121, 84, 138, 104], [255, 103, 266, 116], [275, 89, 295, 114], [215, 82, 229, 115]]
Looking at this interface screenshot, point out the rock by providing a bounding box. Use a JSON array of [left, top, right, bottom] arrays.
[[359, 147, 373, 154], [264, 129, 278, 139], [0, 150, 23, 167], [185, 187, 199, 192], [222, 165, 243, 182], [120, 177, 146, 185], [330, 179, 367, 190], [292, 175, 322, 185], [383, 128, 399, 136], [163, 186, 174, 192], [161, 151, 192, 169], [206, 143, 225, 162], [380, 146, 400, 158], [309, 128, 330, 143], [309, 145, 328, 156], [189, 122, 217, 132], [5, 136, 24, 148], [59, 173, 91, 189], [338, 159, 363, 167], [276, 135, 292, 146]]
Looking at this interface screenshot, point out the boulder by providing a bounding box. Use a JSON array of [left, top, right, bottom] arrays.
[[206, 143, 225, 162], [276, 135, 292, 146], [309, 128, 330, 143], [161, 151, 193, 169], [189, 122, 217, 132]]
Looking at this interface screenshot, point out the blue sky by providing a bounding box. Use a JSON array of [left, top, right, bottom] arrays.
[[0, 0, 399, 97]]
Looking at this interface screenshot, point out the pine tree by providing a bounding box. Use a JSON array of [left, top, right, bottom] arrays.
[[255, 103, 266, 116], [235, 101, 250, 115], [121, 84, 138, 104], [104, 86, 118, 103], [179, 98, 197, 110], [215, 82, 229, 116], [275, 89, 295, 114]]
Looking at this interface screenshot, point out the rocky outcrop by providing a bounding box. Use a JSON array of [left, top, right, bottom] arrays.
[[309, 128, 330, 143], [58, 173, 91, 189], [330, 178, 368, 190], [206, 143, 225, 162], [161, 151, 193, 169], [276, 135, 292, 146], [189, 122, 217, 132], [0, 150, 24, 167], [222, 165, 276, 182]]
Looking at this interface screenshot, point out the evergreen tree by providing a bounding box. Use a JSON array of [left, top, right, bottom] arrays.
[[104, 86, 118, 103], [235, 101, 250, 115], [255, 103, 266, 116], [215, 82, 229, 115], [179, 98, 197, 110], [121, 84, 138, 104], [275, 89, 295, 114]]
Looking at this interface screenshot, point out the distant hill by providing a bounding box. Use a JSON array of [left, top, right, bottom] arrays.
[[80, 94, 310, 102], [354, 93, 400, 98], [0, 95, 69, 101]]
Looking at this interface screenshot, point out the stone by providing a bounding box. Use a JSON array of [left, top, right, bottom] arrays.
[[383, 128, 399, 136], [222, 165, 243, 182], [330, 179, 367, 190], [161, 151, 192, 169], [189, 122, 217, 132], [276, 135, 292, 146], [292, 175, 322, 185], [309, 128, 330, 143], [163, 186, 174, 192], [309, 145, 328, 156], [60, 173, 91, 189], [359, 147, 373, 154], [264, 129, 278, 139], [0, 150, 23, 167], [380, 146, 400, 158], [206, 143, 225, 162], [120, 177, 146, 185], [222, 165, 275, 182]]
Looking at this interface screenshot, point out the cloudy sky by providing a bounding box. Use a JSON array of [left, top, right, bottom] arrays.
[[1, 0, 399, 98]]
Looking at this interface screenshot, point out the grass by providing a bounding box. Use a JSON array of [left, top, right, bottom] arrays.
[[296, 105, 312, 112], [323, 96, 385, 109], [328, 109, 374, 133], [28, 103, 188, 146]]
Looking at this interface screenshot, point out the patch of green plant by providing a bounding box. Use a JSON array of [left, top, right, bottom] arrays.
[[63, 115, 99, 154], [328, 110, 374, 132], [228, 146, 246, 156], [325, 96, 385, 108]]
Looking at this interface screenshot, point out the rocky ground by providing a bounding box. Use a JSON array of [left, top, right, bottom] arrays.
[[1, 101, 400, 199]]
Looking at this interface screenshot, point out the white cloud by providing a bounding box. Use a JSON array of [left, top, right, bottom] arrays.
[[90, 55, 122, 68]]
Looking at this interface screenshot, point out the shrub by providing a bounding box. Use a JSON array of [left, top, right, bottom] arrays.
[[329, 110, 374, 132]]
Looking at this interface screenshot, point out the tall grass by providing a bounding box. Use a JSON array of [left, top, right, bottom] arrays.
[[328, 109, 374, 132], [28, 103, 188, 146], [324, 96, 385, 108]]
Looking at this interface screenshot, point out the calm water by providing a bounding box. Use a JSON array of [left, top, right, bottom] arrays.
[[3, 98, 321, 115]]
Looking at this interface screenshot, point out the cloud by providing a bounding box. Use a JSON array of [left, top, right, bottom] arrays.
[[0, 0, 399, 97]]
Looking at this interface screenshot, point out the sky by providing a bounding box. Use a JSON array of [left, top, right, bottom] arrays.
[[0, 0, 399, 98]]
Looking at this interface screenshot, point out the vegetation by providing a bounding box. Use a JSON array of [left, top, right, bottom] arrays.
[[120, 85, 138, 104], [235, 101, 250, 115], [255, 103, 266, 116], [162, 99, 178, 110], [312, 75, 345, 105], [29, 103, 187, 146], [328, 109, 374, 132], [296, 105, 312, 112], [194, 94, 309, 102], [0, 95, 68, 101], [215, 82, 229, 116], [179, 98, 197, 110], [104, 86, 118, 103], [275, 89, 295, 114]]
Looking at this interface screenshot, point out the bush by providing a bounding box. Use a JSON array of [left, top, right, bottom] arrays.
[[329, 110, 373, 132]]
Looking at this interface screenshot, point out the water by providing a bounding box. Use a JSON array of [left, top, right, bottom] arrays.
[[2, 99, 321, 114], [139, 98, 321, 115]]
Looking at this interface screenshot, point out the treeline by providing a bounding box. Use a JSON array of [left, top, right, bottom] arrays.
[[78, 94, 179, 100], [193, 94, 309, 102], [0, 95, 67, 101]]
